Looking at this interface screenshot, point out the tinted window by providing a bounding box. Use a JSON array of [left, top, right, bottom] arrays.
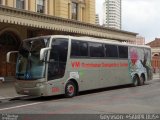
[[118, 46, 128, 58], [50, 39, 68, 62], [105, 44, 118, 58], [71, 40, 88, 57], [89, 42, 104, 57], [48, 38, 68, 80]]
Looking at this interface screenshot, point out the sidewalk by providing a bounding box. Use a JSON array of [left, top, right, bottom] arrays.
[[153, 73, 160, 79], [0, 77, 19, 99]]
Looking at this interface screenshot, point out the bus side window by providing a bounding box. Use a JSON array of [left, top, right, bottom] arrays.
[[105, 44, 118, 58], [89, 42, 104, 58], [118, 46, 128, 58], [71, 40, 88, 57]]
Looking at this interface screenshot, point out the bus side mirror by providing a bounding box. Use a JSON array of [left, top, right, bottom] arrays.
[[7, 51, 19, 63], [40, 48, 51, 61]]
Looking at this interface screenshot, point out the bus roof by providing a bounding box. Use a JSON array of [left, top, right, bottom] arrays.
[[25, 35, 151, 49], [52, 35, 151, 49]]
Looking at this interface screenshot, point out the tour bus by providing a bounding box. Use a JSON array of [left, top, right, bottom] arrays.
[[7, 35, 152, 97]]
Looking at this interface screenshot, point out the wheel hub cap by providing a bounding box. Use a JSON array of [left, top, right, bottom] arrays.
[[68, 85, 74, 94]]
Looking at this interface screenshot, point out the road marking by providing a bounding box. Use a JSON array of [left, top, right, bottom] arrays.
[[0, 97, 5, 100], [0, 95, 26, 100], [0, 102, 43, 111]]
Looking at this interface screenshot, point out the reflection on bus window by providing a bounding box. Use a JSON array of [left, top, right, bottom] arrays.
[[105, 44, 118, 58], [89, 42, 104, 58], [16, 38, 49, 80], [118, 46, 128, 58], [48, 38, 68, 80], [71, 40, 88, 57]]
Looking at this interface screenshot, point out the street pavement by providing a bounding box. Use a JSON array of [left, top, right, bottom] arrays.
[[0, 73, 160, 100], [154, 73, 160, 79], [0, 81, 18, 99], [0, 74, 160, 114]]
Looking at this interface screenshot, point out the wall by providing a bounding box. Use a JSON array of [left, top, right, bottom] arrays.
[[2, 0, 95, 24]]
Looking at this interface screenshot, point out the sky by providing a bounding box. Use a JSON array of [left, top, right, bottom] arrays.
[[96, 0, 160, 43]]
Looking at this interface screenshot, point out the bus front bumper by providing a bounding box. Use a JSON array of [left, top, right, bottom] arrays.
[[15, 83, 46, 96]]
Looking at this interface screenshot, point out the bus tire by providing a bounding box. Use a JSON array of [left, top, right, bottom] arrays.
[[65, 81, 76, 98], [140, 75, 145, 85], [132, 75, 140, 87]]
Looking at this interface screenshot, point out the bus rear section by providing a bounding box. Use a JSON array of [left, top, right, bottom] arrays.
[[128, 46, 152, 86]]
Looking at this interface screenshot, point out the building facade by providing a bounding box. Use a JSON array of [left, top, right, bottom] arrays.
[[135, 36, 145, 45], [147, 38, 160, 72], [0, 0, 137, 77], [103, 0, 121, 29], [0, 0, 95, 24], [128, 36, 145, 45], [147, 38, 160, 57]]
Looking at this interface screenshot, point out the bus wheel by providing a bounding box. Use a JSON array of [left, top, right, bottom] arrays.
[[65, 81, 76, 98], [132, 75, 140, 87], [140, 75, 145, 85]]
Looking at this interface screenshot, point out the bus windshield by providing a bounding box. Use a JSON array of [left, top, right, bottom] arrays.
[[16, 37, 50, 80]]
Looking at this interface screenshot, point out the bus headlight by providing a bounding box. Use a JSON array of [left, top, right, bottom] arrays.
[[36, 83, 43, 87]]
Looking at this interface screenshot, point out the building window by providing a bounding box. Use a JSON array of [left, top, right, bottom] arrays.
[[16, 0, 25, 9], [37, 0, 45, 13], [71, 2, 78, 20]]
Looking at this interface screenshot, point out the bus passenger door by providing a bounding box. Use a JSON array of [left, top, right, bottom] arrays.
[[47, 38, 68, 95]]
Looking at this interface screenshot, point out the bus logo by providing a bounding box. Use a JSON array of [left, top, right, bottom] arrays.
[[71, 61, 80, 68], [25, 72, 31, 80]]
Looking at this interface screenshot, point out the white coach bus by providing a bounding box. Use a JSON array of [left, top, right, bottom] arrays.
[[7, 35, 152, 97]]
